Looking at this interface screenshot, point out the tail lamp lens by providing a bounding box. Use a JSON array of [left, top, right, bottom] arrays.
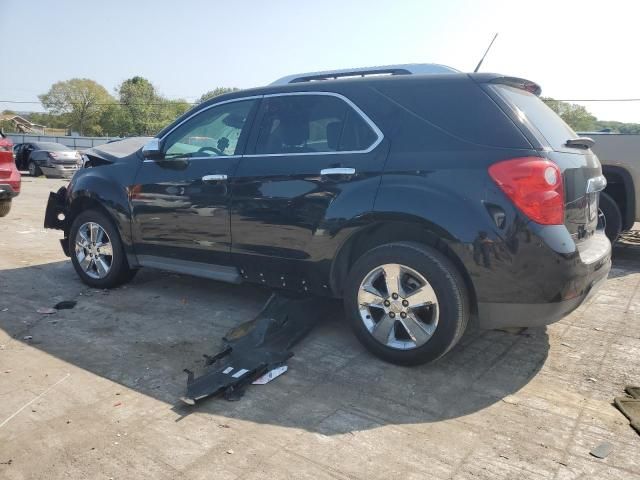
[[488, 157, 564, 225]]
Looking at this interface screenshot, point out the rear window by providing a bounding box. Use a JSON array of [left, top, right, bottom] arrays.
[[492, 85, 577, 150]]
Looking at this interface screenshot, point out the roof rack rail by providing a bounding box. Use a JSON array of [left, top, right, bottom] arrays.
[[271, 63, 459, 85]]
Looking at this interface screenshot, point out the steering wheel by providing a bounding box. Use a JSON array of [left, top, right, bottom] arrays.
[[197, 146, 223, 155]]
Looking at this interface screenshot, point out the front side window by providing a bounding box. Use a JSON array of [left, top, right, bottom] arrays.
[[164, 99, 255, 158], [254, 94, 378, 155]]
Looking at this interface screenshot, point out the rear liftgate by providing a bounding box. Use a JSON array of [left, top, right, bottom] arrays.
[[181, 293, 328, 405]]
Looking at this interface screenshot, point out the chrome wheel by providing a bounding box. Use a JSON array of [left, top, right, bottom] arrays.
[[74, 222, 113, 279], [358, 263, 439, 350]]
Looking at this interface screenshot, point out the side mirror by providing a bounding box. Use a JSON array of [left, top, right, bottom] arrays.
[[141, 138, 163, 160]]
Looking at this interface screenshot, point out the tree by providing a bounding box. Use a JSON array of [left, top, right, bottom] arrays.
[[542, 97, 597, 131], [197, 87, 239, 104], [593, 120, 640, 134], [39, 79, 113, 135], [104, 76, 192, 136]]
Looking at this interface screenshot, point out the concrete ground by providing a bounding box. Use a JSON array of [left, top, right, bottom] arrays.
[[0, 177, 639, 480]]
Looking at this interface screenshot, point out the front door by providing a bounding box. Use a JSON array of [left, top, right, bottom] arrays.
[[230, 92, 387, 292], [132, 97, 258, 268]]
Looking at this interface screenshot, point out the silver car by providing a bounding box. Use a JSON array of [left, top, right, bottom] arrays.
[[15, 142, 82, 178]]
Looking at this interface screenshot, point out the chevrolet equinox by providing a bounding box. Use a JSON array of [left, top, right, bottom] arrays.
[[45, 64, 612, 365]]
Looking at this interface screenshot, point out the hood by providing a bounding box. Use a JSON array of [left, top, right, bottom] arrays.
[[84, 137, 152, 164]]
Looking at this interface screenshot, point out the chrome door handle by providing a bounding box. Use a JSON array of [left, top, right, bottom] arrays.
[[320, 167, 356, 176], [202, 174, 228, 182]]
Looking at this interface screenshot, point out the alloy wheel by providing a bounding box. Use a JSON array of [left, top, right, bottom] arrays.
[[357, 263, 439, 350], [74, 222, 113, 279]]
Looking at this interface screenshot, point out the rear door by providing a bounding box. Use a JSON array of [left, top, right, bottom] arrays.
[[229, 92, 387, 291], [488, 83, 604, 241]]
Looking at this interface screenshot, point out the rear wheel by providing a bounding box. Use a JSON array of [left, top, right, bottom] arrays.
[[0, 200, 11, 217], [69, 209, 136, 288], [28, 161, 41, 177], [344, 241, 469, 365], [599, 192, 622, 243]]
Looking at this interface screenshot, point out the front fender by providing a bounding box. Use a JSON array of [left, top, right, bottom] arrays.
[[66, 171, 134, 246]]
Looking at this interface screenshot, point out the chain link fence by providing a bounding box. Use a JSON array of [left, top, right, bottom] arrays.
[[7, 134, 120, 150]]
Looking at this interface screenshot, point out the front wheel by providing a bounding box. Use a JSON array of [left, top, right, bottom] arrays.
[[69, 209, 136, 288], [344, 241, 469, 365]]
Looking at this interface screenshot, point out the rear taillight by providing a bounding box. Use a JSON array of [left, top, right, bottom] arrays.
[[488, 157, 564, 225]]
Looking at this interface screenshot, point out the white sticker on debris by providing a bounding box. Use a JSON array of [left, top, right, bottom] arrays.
[[232, 369, 249, 378], [222, 367, 233, 374], [252, 366, 288, 385]]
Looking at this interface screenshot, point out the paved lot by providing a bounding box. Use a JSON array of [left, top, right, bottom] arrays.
[[0, 177, 639, 479]]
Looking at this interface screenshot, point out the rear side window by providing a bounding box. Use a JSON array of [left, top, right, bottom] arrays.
[[491, 85, 577, 150], [373, 79, 530, 149], [254, 94, 378, 154]]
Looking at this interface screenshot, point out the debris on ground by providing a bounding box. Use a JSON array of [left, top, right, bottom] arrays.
[[36, 307, 56, 315], [1, 308, 8, 312], [23, 335, 33, 341], [614, 386, 640, 435], [590, 441, 614, 459], [226, 449, 234, 455], [180, 293, 328, 405], [252, 365, 288, 385], [54, 301, 76, 310]]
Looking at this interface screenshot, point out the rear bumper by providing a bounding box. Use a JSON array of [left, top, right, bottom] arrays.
[[476, 230, 611, 329], [41, 164, 79, 178]]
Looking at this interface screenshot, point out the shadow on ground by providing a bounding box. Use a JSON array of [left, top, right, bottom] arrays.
[[0, 260, 549, 435], [611, 235, 640, 277]]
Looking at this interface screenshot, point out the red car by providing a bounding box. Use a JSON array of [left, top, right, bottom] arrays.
[[0, 132, 20, 217]]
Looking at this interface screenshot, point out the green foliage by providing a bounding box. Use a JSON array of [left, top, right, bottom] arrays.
[[197, 87, 239, 104], [39, 78, 113, 135], [542, 97, 640, 133], [100, 77, 193, 136], [542, 97, 597, 131], [592, 120, 640, 134], [26, 112, 70, 129]]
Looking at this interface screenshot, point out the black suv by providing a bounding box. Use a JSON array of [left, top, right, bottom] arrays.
[[45, 64, 611, 365]]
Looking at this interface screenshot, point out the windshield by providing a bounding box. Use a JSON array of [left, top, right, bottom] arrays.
[[492, 85, 577, 150], [36, 142, 71, 151]]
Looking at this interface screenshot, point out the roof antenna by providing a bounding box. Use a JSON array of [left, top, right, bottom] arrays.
[[473, 33, 498, 73]]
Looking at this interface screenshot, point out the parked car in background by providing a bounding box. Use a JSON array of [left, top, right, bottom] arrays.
[[45, 65, 611, 365], [579, 133, 640, 242], [0, 132, 20, 217], [14, 142, 82, 178]]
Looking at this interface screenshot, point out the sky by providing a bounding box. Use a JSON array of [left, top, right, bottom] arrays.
[[1, 0, 639, 122]]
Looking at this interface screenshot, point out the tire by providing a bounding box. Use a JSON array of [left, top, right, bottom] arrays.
[[28, 161, 41, 177], [69, 209, 137, 288], [344, 241, 469, 366], [599, 192, 622, 243], [0, 200, 11, 217]]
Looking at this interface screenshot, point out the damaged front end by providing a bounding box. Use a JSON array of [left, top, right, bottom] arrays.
[[44, 186, 70, 256]]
